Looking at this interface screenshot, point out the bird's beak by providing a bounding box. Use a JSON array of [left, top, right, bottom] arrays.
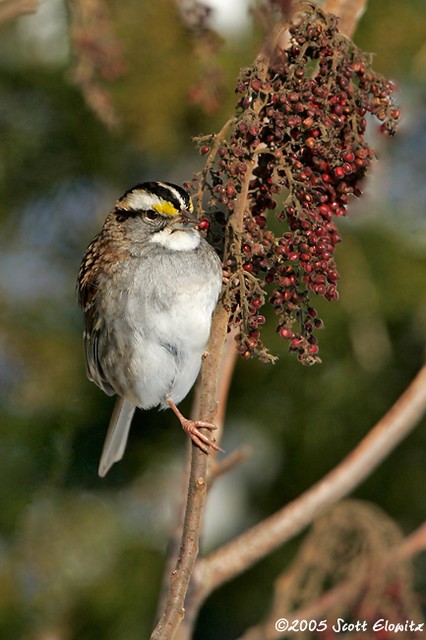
[[170, 212, 198, 230]]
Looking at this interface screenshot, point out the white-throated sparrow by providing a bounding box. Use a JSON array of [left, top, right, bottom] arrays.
[[77, 181, 223, 476]]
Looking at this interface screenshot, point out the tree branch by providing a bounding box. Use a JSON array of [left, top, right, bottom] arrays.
[[195, 363, 426, 599], [237, 517, 426, 640]]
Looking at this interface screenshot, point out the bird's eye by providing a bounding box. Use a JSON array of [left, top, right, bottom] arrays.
[[145, 210, 160, 222]]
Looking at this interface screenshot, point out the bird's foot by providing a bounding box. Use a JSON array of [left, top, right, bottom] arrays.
[[167, 400, 223, 454]]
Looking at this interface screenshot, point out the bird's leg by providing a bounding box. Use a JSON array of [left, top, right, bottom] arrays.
[[167, 399, 223, 454]]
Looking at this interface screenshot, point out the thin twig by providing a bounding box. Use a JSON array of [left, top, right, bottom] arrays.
[[398, 520, 426, 560], [193, 117, 237, 216], [194, 363, 426, 600], [207, 445, 253, 485]]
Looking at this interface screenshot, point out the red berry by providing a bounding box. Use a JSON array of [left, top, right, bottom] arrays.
[[343, 151, 355, 163], [288, 252, 299, 261], [197, 218, 210, 231]]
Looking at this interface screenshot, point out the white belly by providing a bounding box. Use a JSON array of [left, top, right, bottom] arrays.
[[122, 266, 218, 409]]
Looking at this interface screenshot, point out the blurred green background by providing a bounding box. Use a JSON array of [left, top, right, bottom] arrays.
[[0, 1, 425, 638]]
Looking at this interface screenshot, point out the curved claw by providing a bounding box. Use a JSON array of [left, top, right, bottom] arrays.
[[167, 399, 223, 454], [181, 418, 223, 454]]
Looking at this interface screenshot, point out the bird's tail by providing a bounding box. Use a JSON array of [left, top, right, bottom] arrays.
[[98, 396, 135, 477]]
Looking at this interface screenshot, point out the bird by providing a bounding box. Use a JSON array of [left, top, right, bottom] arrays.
[[77, 181, 223, 476]]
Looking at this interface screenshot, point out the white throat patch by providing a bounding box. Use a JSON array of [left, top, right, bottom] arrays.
[[149, 228, 201, 251]]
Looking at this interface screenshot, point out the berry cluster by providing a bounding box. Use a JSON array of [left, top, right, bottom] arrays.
[[193, 4, 400, 364]]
